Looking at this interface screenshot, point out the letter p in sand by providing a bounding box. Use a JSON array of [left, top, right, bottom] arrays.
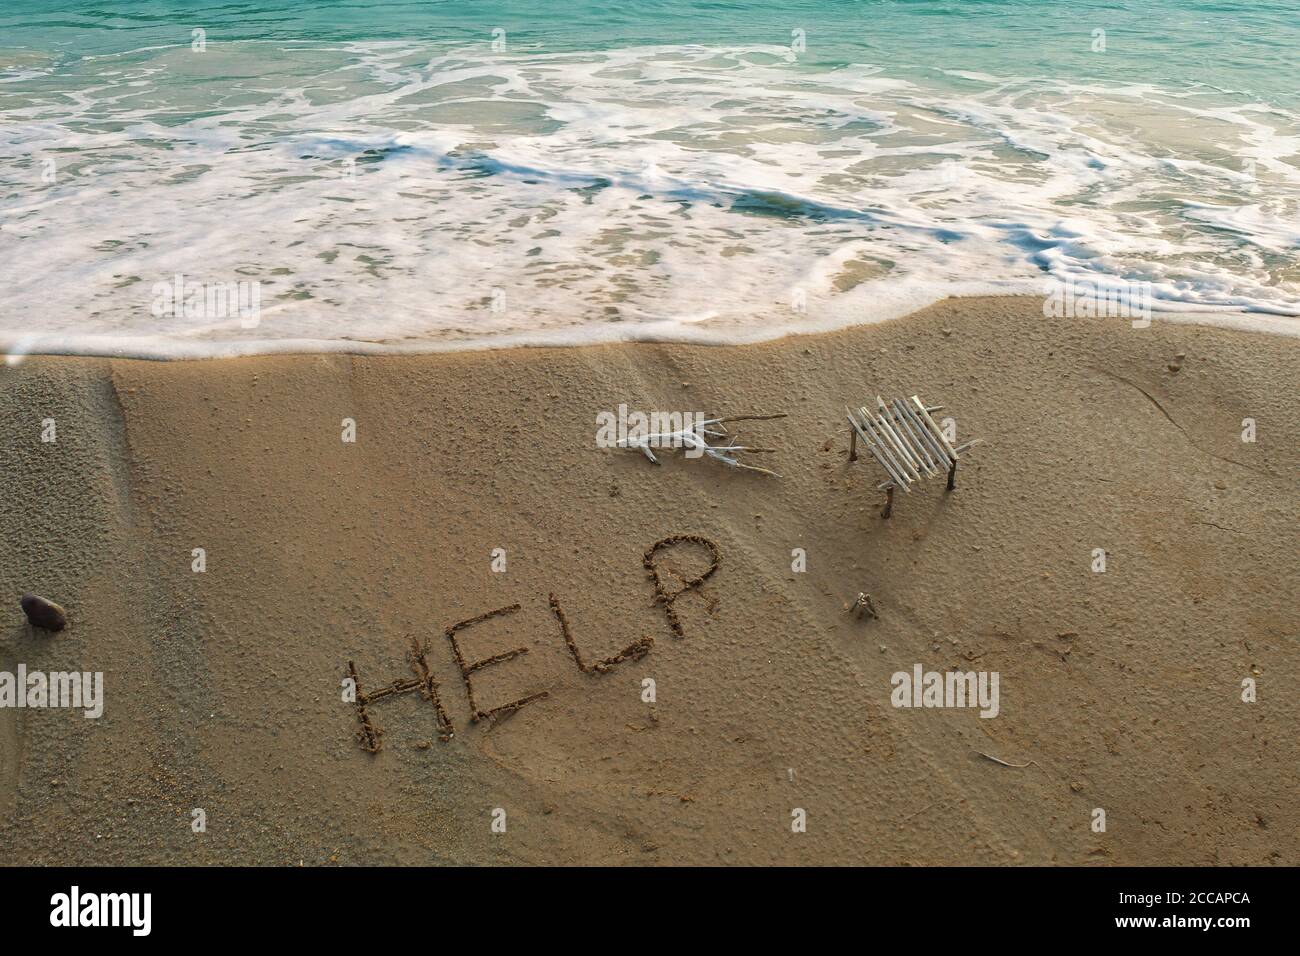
[[643, 535, 722, 639]]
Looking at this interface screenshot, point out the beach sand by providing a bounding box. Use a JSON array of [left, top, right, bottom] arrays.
[[1, 296, 1295, 865]]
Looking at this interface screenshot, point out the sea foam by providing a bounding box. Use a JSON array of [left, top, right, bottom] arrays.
[[2, 39, 1298, 358]]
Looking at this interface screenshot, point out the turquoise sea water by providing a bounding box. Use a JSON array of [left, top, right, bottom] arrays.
[[2, 1, 1298, 354]]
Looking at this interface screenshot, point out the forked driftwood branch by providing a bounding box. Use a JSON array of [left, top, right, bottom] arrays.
[[617, 413, 787, 477]]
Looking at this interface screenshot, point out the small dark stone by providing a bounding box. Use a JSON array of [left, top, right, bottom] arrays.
[[21, 593, 67, 632]]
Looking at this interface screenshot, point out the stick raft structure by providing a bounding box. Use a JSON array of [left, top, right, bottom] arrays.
[[846, 395, 982, 518]]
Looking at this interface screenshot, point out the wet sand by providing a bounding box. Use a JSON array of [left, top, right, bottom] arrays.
[[1, 297, 1295, 865]]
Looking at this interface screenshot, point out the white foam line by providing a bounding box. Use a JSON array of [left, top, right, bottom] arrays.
[[3, 294, 1296, 363]]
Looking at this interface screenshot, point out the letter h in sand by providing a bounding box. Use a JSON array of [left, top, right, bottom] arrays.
[[347, 638, 454, 752]]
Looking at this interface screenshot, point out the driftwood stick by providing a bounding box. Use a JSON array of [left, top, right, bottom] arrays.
[[874, 398, 921, 480], [716, 413, 789, 424], [858, 413, 910, 489], [975, 750, 1039, 769], [891, 399, 939, 476], [882, 485, 894, 519], [898, 398, 950, 472], [913, 396, 959, 461]]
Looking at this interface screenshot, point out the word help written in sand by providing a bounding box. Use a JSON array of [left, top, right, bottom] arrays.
[[345, 535, 721, 753]]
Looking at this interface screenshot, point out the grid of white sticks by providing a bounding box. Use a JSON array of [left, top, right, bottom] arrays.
[[846, 395, 981, 492]]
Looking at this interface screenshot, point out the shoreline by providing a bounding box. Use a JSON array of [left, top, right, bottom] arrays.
[[1, 296, 1296, 865], [4, 293, 1300, 364]]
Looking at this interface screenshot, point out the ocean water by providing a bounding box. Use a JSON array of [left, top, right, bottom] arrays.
[[1, 0, 1298, 357]]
